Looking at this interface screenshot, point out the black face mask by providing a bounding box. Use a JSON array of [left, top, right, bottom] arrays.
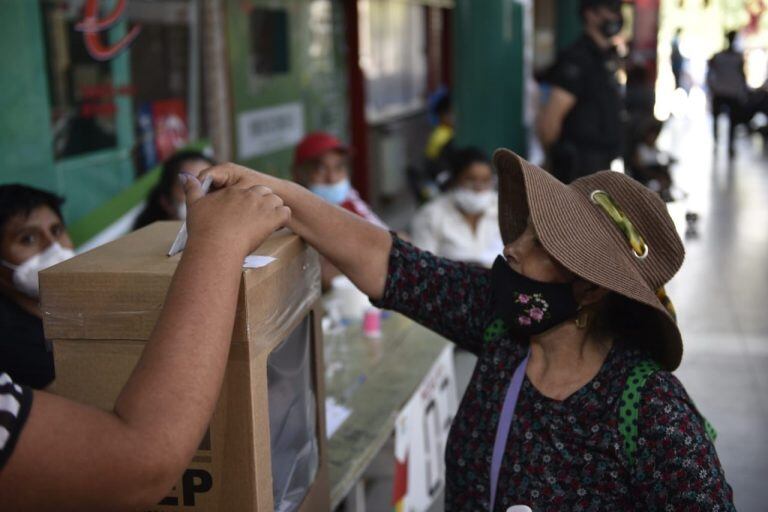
[[600, 16, 624, 39], [491, 256, 580, 336]]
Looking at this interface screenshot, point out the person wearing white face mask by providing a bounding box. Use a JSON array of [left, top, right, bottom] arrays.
[[412, 147, 503, 267], [292, 132, 387, 290], [0, 185, 76, 389], [133, 150, 216, 230], [291, 132, 385, 227]]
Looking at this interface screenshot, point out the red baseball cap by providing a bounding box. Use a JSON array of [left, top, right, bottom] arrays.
[[293, 132, 350, 167]]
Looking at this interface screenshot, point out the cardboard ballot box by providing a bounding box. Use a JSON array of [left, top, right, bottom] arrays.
[[40, 222, 329, 512]]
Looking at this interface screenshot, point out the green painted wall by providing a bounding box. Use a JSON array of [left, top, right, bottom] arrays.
[[226, 0, 349, 178], [0, 0, 57, 191], [557, 0, 582, 50], [0, 0, 135, 225], [453, 0, 527, 156]]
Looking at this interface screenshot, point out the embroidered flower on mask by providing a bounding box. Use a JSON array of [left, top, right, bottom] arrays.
[[512, 292, 551, 324]]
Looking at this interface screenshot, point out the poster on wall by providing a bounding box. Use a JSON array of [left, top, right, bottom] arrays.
[[136, 102, 158, 172], [152, 99, 189, 162], [237, 103, 305, 160], [392, 345, 457, 512]]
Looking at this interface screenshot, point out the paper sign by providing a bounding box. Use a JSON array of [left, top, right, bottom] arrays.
[[325, 398, 352, 438], [392, 345, 457, 511], [237, 103, 305, 159]]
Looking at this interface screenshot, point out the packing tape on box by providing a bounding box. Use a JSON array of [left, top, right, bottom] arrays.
[[42, 244, 323, 347], [241, 246, 322, 349]]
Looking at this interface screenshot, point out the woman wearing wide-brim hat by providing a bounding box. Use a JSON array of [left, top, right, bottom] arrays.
[[202, 149, 735, 511]]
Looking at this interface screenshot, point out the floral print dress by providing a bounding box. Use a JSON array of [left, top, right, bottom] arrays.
[[373, 236, 735, 511]]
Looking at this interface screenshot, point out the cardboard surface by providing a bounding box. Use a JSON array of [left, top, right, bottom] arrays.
[[41, 222, 309, 344], [42, 222, 329, 511]]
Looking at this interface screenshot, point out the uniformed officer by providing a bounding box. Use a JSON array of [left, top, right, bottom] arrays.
[[537, 0, 626, 183]]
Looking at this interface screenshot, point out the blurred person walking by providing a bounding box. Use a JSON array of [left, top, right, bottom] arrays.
[[707, 31, 749, 159], [537, 0, 626, 183], [671, 28, 685, 91]]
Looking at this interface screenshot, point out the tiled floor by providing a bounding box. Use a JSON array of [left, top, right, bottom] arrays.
[[375, 94, 767, 511], [661, 96, 768, 512]]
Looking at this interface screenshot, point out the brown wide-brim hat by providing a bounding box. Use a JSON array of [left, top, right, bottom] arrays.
[[494, 149, 685, 370]]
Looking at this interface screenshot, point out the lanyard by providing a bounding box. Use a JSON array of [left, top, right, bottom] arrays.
[[489, 349, 530, 512]]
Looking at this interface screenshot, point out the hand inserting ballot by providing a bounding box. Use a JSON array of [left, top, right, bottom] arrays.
[[180, 172, 291, 258]]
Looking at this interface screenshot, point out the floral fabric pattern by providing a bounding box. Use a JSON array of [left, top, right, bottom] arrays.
[[374, 235, 735, 512], [514, 293, 550, 326]]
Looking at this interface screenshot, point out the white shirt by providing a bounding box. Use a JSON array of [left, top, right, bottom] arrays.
[[411, 194, 504, 268], [637, 143, 664, 166]]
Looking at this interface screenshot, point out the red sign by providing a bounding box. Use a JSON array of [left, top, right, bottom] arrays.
[[152, 99, 189, 161], [75, 0, 141, 62], [77, 82, 135, 118]]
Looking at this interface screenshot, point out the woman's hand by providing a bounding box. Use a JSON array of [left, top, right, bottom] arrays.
[[182, 174, 291, 258], [199, 163, 393, 299], [199, 162, 278, 192]]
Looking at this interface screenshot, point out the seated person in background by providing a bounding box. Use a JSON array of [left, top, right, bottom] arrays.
[[133, 150, 215, 230], [424, 90, 455, 182], [293, 132, 386, 290], [0, 175, 291, 510], [627, 118, 676, 202], [412, 147, 503, 268], [0, 185, 75, 389], [293, 132, 385, 228]]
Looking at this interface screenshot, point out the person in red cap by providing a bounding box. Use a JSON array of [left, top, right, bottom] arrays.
[[292, 132, 385, 228], [293, 132, 386, 289]]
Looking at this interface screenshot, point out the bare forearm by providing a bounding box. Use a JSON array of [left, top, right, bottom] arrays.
[[260, 177, 392, 298], [537, 117, 561, 149], [537, 87, 576, 149], [114, 241, 243, 465]]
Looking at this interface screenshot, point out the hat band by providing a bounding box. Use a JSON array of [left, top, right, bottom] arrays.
[[590, 190, 649, 259], [589, 190, 677, 321]]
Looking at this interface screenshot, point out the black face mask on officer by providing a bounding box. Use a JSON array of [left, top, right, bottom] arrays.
[[599, 14, 624, 39]]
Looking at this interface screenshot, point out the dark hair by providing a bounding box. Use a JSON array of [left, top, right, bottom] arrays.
[[726, 30, 738, 47], [579, 0, 621, 17], [589, 292, 668, 363], [134, 150, 215, 230], [626, 64, 649, 86], [635, 115, 663, 140], [446, 147, 491, 189], [0, 184, 65, 238]]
